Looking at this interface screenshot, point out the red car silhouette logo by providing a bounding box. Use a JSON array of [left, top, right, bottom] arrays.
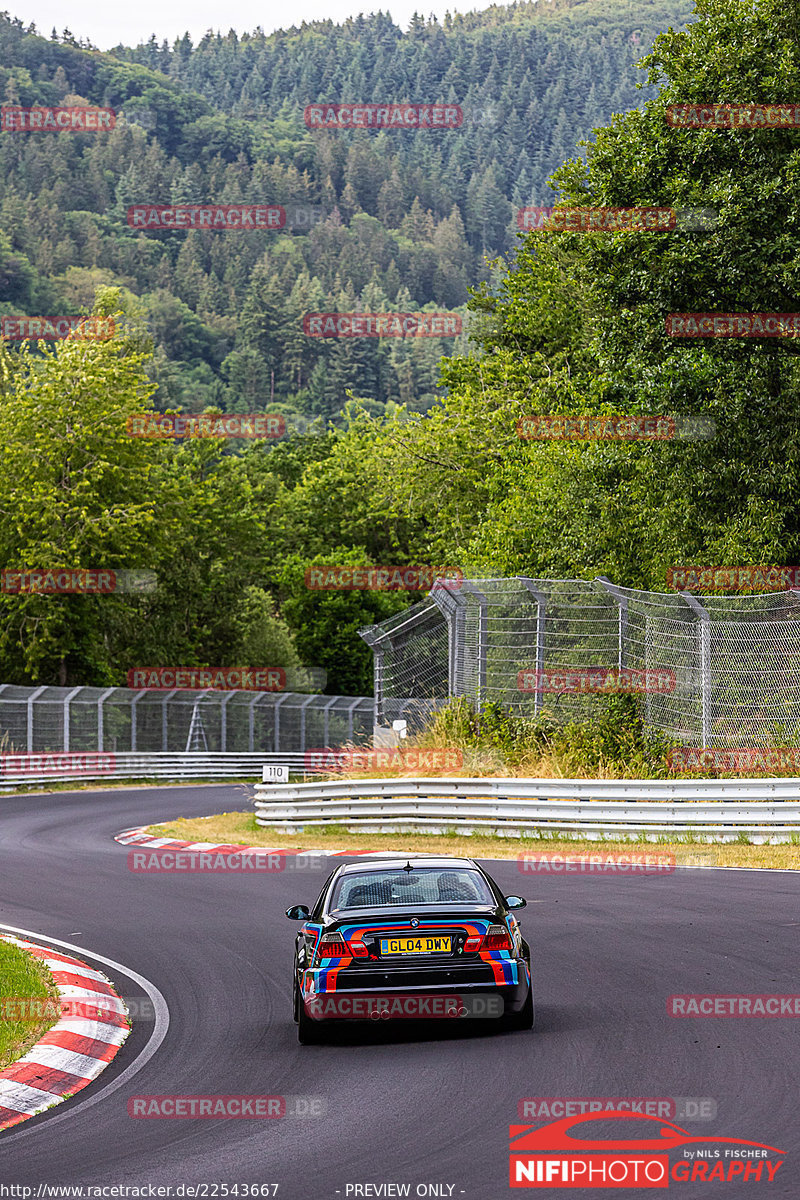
[[510, 1110, 784, 1155]]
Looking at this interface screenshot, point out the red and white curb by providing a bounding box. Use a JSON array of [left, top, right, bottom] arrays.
[[0, 935, 128, 1131], [115, 826, 410, 858]]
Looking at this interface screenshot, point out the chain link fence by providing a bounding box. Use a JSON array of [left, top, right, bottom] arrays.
[[359, 577, 800, 747], [0, 686, 375, 755]]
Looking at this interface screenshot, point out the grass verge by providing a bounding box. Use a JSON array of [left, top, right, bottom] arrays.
[[147, 811, 800, 870], [0, 939, 59, 1072]]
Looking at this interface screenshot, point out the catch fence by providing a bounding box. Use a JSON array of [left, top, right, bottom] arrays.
[[0, 686, 375, 757], [359, 577, 800, 747]]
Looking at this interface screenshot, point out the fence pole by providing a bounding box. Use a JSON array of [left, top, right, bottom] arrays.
[[374, 647, 384, 727], [97, 687, 115, 753], [596, 576, 628, 671], [220, 691, 235, 752], [347, 696, 363, 742], [273, 693, 291, 752], [299, 694, 316, 753], [63, 686, 81, 752], [322, 695, 338, 746], [162, 689, 178, 751], [27, 686, 45, 753], [679, 591, 711, 745], [520, 579, 546, 716], [248, 693, 260, 752], [459, 581, 488, 707]]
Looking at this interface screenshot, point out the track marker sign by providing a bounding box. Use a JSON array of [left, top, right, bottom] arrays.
[[262, 764, 289, 783]]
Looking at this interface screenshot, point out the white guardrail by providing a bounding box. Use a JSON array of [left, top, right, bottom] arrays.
[[0, 752, 313, 791], [253, 777, 800, 842]]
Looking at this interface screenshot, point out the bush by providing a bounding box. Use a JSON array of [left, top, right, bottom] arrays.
[[417, 694, 672, 778]]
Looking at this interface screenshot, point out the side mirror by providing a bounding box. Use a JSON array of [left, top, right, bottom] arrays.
[[505, 895, 527, 910], [286, 904, 311, 920]]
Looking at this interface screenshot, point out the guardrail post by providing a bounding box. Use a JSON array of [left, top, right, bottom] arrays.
[[678, 591, 712, 745]]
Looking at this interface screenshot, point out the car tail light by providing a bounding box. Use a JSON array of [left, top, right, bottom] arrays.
[[315, 933, 348, 962], [463, 933, 483, 952], [484, 924, 513, 951], [348, 937, 368, 958]]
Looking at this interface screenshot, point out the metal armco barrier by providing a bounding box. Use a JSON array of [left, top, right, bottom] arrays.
[[0, 752, 314, 790], [253, 777, 800, 841]]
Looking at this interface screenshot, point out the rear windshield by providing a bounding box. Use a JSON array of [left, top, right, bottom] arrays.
[[330, 867, 495, 910]]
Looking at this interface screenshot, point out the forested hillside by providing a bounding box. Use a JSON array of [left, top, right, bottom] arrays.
[[0, 0, 693, 422], [13, 0, 774, 694]]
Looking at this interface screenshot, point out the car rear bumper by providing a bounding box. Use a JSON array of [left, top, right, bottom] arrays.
[[301, 970, 531, 1023]]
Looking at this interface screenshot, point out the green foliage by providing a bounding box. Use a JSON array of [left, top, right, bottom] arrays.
[[423, 694, 673, 775], [275, 550, 411, 696], [0, 1, 693, 416], [360, 0, 800, 589]]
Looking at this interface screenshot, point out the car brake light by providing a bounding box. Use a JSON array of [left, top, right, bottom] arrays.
[[463, 934, 483, 952], [316, 933, 348, 961], [349, 938, 368, 957], [484, 924, 513, 951]]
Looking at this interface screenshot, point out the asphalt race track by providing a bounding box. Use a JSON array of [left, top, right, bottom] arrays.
[[0, 784, 797, 1198]]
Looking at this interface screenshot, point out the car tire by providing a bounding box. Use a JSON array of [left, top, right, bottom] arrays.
[[501, 984, 534, 1032], [297, 998, 325, 1044]]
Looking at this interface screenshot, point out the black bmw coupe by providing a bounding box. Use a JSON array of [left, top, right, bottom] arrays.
[[286, 856, 533, 1043]]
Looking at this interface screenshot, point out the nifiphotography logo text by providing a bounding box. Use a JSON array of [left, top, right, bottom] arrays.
[[509, 1112, 784, 1187]]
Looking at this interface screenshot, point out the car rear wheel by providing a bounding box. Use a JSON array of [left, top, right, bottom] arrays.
[[501, 984, 534, 1032], [297, 998, 325, 1044]]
